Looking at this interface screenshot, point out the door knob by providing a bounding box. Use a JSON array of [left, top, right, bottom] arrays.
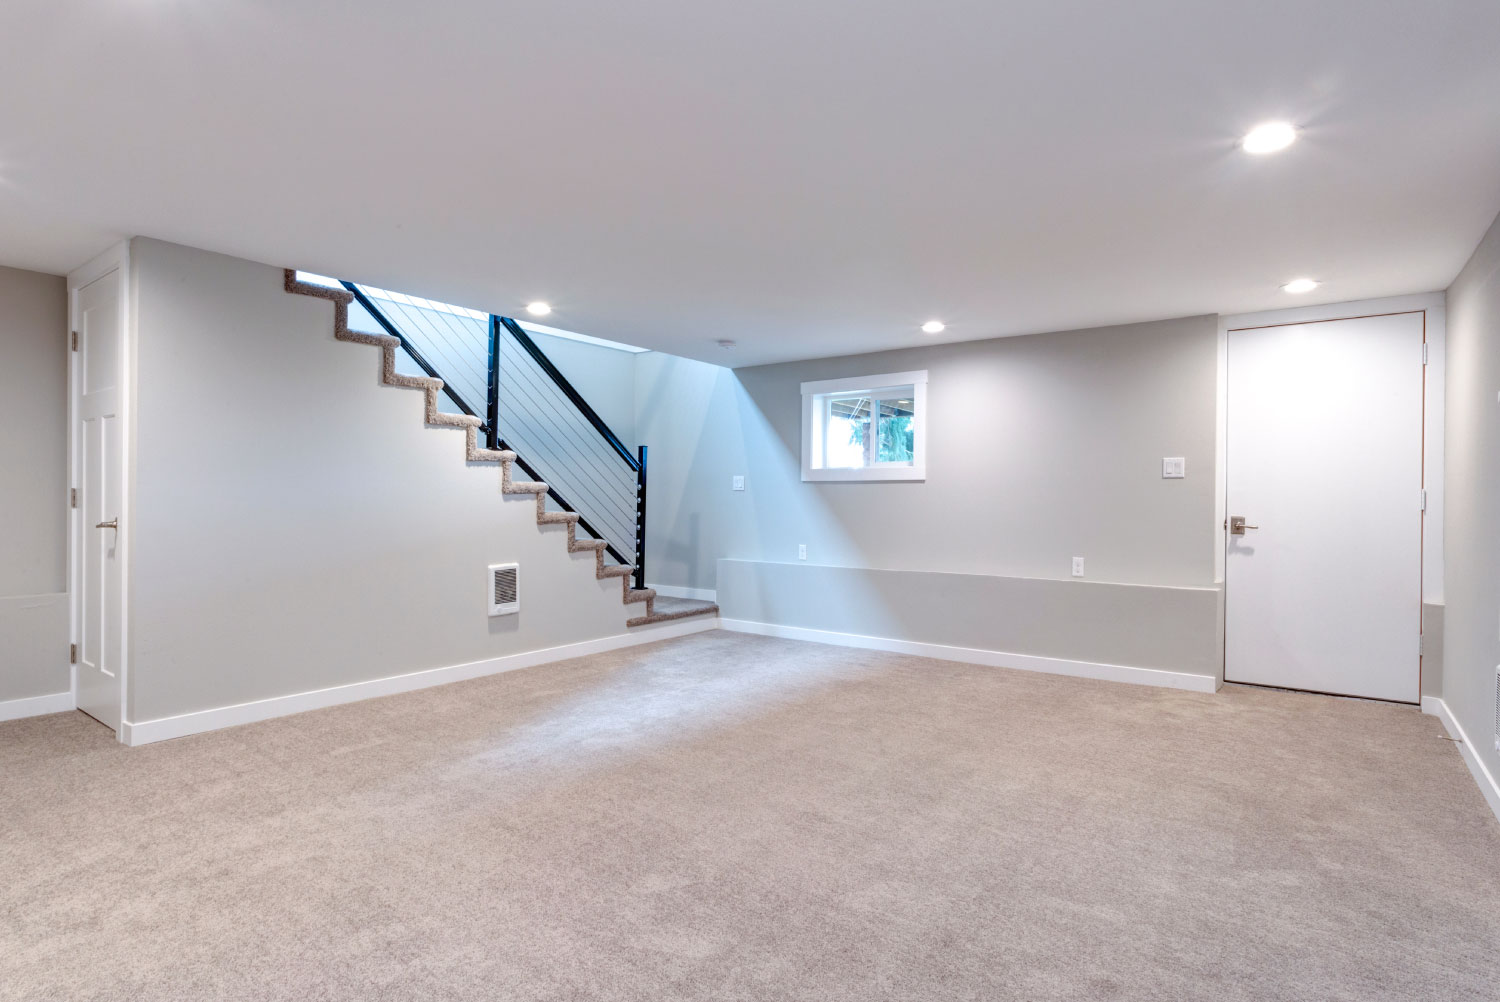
[[96, 518, 118, 530], [1228, 515, 1258, 535]]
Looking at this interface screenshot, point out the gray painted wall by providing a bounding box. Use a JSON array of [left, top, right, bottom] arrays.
[[639, 315, 1219, 591], [1442, 208, 1500, 786], [0, 265, 69, 703], [125, 239, 671, 724], [717, 560, 1221, 678], [1422, 602, 1444, 699], [0, 265, 67, 595], [0, 595, 69, 704]]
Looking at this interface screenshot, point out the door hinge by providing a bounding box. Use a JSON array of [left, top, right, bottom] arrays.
[[1421, 342, 1428, 365], [1417, 634, 1425, 656], [70, 643, 78, 664], [1419, 489, 1427, 511], [70, 487, 78, 509], [70, 330, 79, 351]]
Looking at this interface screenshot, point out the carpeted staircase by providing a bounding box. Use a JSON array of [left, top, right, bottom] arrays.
[[284, 270, 717, 628]]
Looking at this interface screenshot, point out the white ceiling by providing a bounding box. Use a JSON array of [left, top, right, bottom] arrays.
[[3, 0, 1499, 367]]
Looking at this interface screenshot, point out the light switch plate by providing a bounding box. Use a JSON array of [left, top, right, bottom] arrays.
[[732, 475, 745, 491], [1162, 457, 1186, 479]]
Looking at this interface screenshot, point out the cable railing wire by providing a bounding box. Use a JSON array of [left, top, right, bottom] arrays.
[[502, 352, 634, 509], [499, 338, 639, 531], [497, 356, 638, 555], [499, 396, 635, 551]]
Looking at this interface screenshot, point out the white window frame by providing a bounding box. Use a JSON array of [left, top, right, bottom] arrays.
[[801, 370, 927, 482]]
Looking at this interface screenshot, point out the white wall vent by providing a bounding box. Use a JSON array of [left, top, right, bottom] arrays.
[[488, 563, 519, 616]]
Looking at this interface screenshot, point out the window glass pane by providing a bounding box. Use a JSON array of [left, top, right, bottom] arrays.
[[876, 398, 915, 464], [825, 395, 873, 468]]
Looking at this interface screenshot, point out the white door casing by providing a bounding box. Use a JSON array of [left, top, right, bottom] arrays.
[[69, 244, 130, 734], [1224, 311, 1425, 703]]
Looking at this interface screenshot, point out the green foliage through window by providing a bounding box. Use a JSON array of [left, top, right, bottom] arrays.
[[834, 395, 913, 465], [876, 399, 914, 462]]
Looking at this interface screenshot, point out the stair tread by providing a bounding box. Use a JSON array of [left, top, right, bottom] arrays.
[[430, 413, 482, 428], [387, 373, 443, 390]]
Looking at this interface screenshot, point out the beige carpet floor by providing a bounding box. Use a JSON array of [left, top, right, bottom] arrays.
[[3, 631, 1498, 1001]]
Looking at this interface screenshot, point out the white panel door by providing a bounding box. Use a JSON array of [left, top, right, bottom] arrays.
[[1224, 312, 1424, 703], [74, 272, 124, 730]]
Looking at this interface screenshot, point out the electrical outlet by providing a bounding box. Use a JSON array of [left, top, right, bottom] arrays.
[[798, 544, 807, 560], [732, 475, 745, 491], [1072, 556, 1085, 577]]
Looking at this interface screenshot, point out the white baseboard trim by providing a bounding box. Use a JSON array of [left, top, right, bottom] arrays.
[[646, 583, 717, 602], [0, 691, 75, 722], [1422, 696, 1500, 824], [718, 619, 1219, 694], [121, 616, 718, 746]]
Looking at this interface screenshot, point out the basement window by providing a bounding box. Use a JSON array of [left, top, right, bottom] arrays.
[[801, 370, 927, 482]]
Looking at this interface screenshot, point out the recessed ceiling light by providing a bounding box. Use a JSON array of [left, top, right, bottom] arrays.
[[1281, 278, 1319, 294], [525, 301, 552, 316], [1241, 121, 1297, 154], [921, 320, 945, 334]]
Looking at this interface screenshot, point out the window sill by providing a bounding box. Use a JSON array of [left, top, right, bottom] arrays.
[[802, 465, 926, 483]]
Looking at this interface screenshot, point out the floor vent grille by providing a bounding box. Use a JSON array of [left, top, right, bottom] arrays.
[[489, 563, 519, 616]]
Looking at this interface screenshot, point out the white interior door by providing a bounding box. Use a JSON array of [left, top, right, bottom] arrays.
[[72, 270, 125, 730], [1224, 311, 1425, 703]]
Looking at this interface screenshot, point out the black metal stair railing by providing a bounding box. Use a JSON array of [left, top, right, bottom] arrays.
[[332, 277, 648, 588], [491, 318, 646, 588]]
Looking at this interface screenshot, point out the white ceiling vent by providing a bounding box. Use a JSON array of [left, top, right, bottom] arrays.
[[488, 563, 519, 617]]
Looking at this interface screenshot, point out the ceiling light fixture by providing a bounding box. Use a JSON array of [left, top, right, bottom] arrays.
[[921, 320, 945, 334], [525, 301, 552, 316], [1241, 121, 1297, 154], [1281, 278, 1319, 294], [717, 339, 737, 350]]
